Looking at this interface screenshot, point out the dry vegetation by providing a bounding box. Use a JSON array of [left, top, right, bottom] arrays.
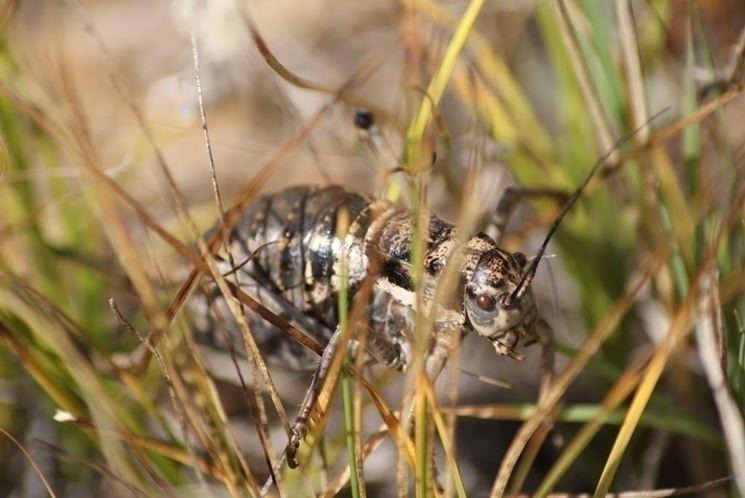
[[1, 1, 744, 497]]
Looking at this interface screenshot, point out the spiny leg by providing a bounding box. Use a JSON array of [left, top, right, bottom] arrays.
[[488, 186, 569, 243], [286, 325, 344, 468], [285, 312, 413, 468]]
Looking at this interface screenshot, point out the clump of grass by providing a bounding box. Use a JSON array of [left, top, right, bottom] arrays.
[[1, 2, 744, 497]]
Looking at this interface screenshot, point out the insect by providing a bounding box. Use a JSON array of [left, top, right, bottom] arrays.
[[194, 109, 662, 469], [198, 183, 553, 468]]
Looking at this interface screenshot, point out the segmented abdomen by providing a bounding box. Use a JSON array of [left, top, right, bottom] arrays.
[[198, 185, 468, 369], [227, 185, 375, 329]]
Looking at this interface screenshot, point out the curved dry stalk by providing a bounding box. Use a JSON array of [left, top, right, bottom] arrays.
[[0, 426, 57, 497], [489, 254, 665, 497]]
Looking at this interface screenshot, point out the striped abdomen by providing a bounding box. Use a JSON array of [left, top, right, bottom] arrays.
[[221, 183, 471, 322], [201, 184, 539, 371]]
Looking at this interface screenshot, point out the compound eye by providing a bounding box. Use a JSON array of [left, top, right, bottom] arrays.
[[513, 251, 527, 267], [476, 293, 496, 311]]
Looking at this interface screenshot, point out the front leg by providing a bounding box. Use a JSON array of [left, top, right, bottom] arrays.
[[424, 322, 463, 381], [487, 186, 569, 243]]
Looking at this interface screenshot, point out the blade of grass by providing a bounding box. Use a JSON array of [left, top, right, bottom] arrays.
[[413, 0, 553, 160], [592, 267, 702, 497], [337, 207, 363, 498], [0, 426, 57, 497], [534, 353, 650, 497], [553, 0, 616, 157], [695, 263, 745, 495], [490, 253, 664, 497], [190, 31, 278, 489], [404, 0, 485, 172], [0, 289, 151, 493], [422, 377, 468, 498]]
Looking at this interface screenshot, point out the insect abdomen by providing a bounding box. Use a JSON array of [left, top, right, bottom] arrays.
[[228, 185, 374, 328]]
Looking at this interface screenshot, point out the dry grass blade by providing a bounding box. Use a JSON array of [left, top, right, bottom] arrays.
[[241, 10, 332, 95], [699, 23, 745, 95], [0, 82, 199, 269], [592, 268, 704, 497], [405, 0, 485, 172], [490, 254, 665, 498], [601, 83, 745, 181], [0, 288, 149, 493], [0, 426, 57, 497], [66, 5, 284, 492], [534, 353, 652, 497], [109, 298, 210, 492], [53, 414, 229, 481], [615, 0, 649, 141], [694, 262, 745, 495], [553, 0, 616, 156], [412, 0, 552, 157], [190, 30, 279, 489], [0, 318, 83, 414], [538, 475, 731, 498], [240, 5, 385, 112], [320, 428, 388, 498], [422, 377, 468, 498], [53, 40, 258, 495]]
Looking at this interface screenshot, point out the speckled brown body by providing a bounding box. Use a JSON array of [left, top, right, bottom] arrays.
[[194, 184, 552, 468], [200, 185, 543, 372]]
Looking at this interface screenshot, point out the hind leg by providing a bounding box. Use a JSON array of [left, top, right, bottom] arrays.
[[285, 325, 344, 468]]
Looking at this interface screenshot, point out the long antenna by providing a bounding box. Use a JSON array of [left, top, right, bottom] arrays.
[[507, 107, 670, 305]]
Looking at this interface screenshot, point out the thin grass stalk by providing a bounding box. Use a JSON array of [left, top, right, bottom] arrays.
[[341, 368, 362, 498], [190, 31, 280, 490], [412, 0, 552, 160], [592, 267, 703, 497], [337, 207, 363, 498], [490, 254, 664, 497], [450, 402, 721, 446], [553, 0, 616, 157], [695, 263, 745, 495], [422, 379, 467, 498], [410, 183, 430, 498], [0, 426, 57, 498], [69, 10, 301, 488], [404, 0, 485, 172], [534, 353, 651, 497], [322, 428, 389, 497], [507, 407, 556, 495], [66, 9, 268, 491], [1, 290, 151, 494], [616, 0, 649, 140], [110, 299, 208, 491]]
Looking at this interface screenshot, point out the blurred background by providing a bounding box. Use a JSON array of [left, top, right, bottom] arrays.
[[1, 0, 744, 497]]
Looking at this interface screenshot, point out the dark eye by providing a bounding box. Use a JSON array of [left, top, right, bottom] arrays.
[[513, 251, 527, 267], [476, 294, 496, 311], [353, 109, 374, 130]]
